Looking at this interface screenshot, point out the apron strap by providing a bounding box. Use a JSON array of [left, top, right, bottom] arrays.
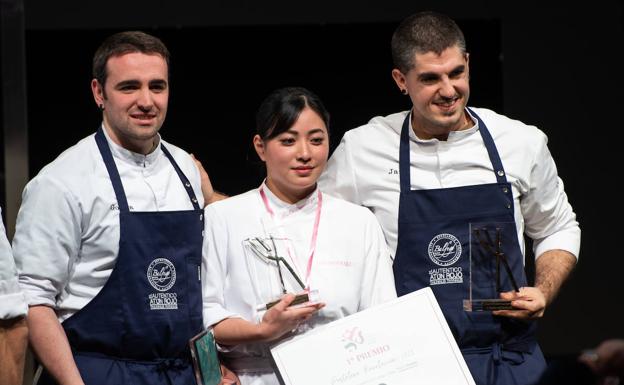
[[71, 349, 191, 363], [398, 112, 413, 192], [160, 145, 201, 210], [461, 339, 536, 365], [467, 107, 508, 184], [95, 127, 130, 212], [399, 108, 510, 192], [94, 127, 201, 212]]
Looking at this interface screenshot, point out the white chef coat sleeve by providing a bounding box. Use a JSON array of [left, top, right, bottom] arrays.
[[358, 211, 397, 310], [202, 204, 240, 328], [0, 208, 27, 319], [320, 133, 362, 205], [12, 175, 82, 307], [520, 132, 581, 260]]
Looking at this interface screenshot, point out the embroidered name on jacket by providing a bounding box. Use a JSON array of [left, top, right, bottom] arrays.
[[147, 258, 178, 310]]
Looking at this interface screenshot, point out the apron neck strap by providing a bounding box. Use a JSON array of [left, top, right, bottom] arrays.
[[467, 107, 508, 184], [399, 112, 413, 192], [95, 127, 130, 212], [399, 108, 508, 192], [94, 127, 201, 212], [160, 145, 201, 210]]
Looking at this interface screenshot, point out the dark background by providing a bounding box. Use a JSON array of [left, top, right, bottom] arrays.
[[3, 0, 622, 357], [24, 21, 503, 193]]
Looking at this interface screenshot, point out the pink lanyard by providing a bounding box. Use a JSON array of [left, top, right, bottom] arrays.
[[258, 185, 323, 289]]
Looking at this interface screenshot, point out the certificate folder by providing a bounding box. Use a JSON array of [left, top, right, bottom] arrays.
[[189, 329, 222, 385], [270, 287, 475, 385]]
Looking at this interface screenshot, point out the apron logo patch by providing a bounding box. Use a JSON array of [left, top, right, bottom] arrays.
[[147, 258, 177, 292], [147, 258, 178, 310], [428, 234, 462, 266]]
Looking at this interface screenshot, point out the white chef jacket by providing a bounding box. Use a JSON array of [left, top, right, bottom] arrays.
[[319, 107, 580, 262], [12, 126, 204, 322], [202, 183, 396, 385], [0, 208, 27, 319]]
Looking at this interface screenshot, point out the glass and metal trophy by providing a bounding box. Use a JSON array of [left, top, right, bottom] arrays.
[[243, 236, 317, 312], [463, 222, 521, 312]]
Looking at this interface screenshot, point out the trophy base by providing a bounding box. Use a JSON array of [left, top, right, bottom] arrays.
[[463, 299, 514, 312], [259, 290, 320, 311]]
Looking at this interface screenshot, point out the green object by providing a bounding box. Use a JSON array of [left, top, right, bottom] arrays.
[[189, 329, 222, 385]]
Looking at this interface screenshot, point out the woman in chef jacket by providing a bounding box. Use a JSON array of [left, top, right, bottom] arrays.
[[202, 87, 396, 385]]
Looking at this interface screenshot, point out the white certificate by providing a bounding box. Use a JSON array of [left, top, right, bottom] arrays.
[[270, 287, 475, 385]]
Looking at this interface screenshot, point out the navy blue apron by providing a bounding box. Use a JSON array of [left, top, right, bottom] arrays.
[[39, 128, 204, 385], [393, 110, 546, 385]]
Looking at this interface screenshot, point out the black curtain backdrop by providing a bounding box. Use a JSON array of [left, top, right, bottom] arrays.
[[25, 22, 502, 194]]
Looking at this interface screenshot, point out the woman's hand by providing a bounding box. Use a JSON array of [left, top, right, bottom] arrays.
[[258, 294, 324, 341]]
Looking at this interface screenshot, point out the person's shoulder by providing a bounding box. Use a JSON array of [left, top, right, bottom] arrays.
[[470, 107, 547, 145], [343, 110, 409, 140], [368, 110, 410, 126], [19, 134, 99, 210], [322, 192, 377, 222], [338, 110, 409, 156], [31, 133, 98, 184], [471, 107, 545, 136], [205, 189, 259, 217]]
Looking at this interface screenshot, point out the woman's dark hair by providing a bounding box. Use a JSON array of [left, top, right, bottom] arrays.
[[256, 87, 330, 140]]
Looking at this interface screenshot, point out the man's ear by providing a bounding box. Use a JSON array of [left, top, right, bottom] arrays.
[[253, 135, 266, 161], [391, 69, 408, 94], [91, 79, 105, 108]]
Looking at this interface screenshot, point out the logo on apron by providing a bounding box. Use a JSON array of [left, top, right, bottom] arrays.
[[147, 258, 177, 291], [427, 234, 462, 266], [427, 234, 464, 286], [147, 258, 179, 310]]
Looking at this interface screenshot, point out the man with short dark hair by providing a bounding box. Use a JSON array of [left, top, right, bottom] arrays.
[[13, 31, 224, 385], [320, 11, 580, 385]]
